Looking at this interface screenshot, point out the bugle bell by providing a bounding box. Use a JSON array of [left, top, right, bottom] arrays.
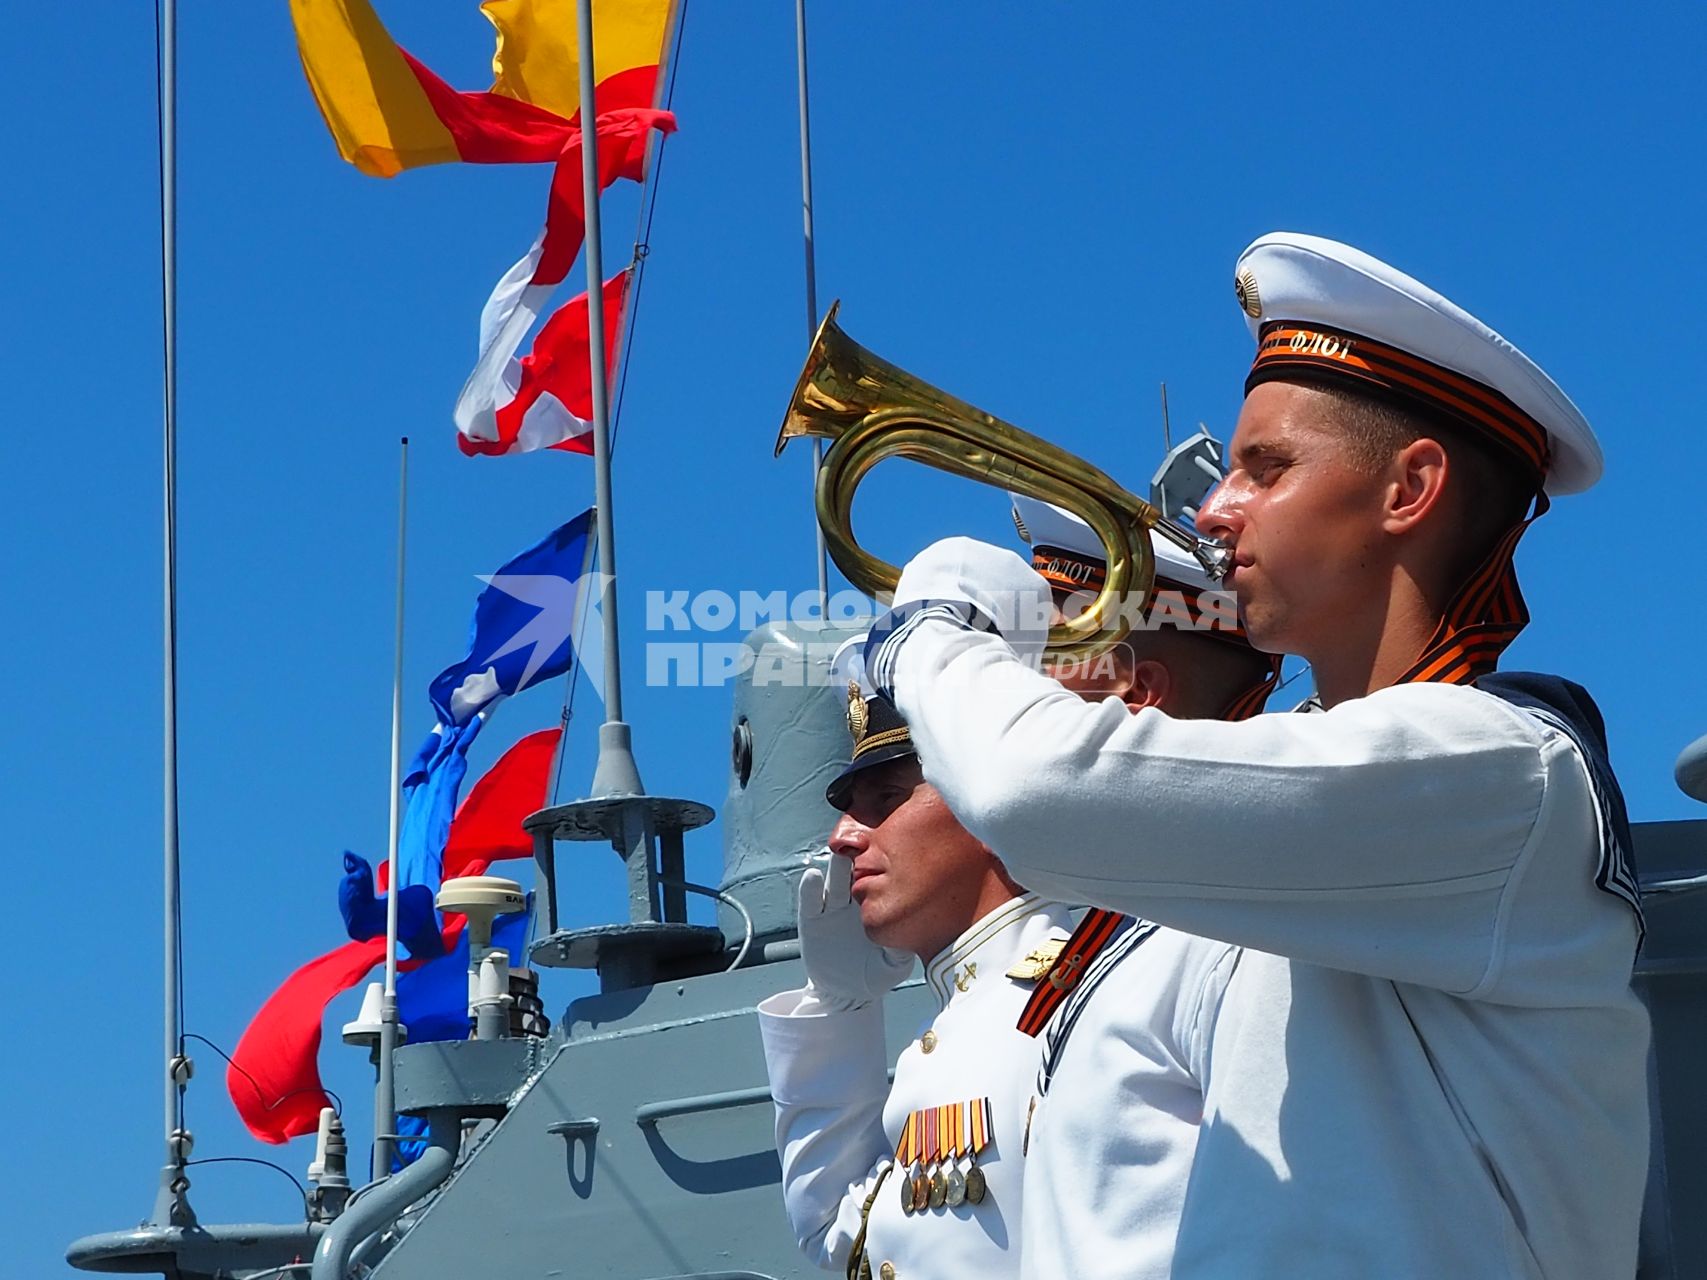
[[775, 303, 1231, 665]]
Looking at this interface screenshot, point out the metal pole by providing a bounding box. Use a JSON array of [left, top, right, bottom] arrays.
[[154, 0, 194, 1229], [374, 436, 409, 1179], [794, 0, 830, 610], [579, 0, 645, 797], [547, 513, 602, 807]]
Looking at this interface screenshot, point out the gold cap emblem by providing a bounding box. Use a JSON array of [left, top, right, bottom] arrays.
[[846, 681, 869, 745], [1235, 266, 1262, 319]]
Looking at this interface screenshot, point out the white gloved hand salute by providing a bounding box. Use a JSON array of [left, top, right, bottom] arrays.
[[796, 854, 914, 1012], [863, 536, 1053, 700]]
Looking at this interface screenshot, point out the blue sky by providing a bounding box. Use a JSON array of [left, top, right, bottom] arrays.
[[8, 2, 1707, 1271]]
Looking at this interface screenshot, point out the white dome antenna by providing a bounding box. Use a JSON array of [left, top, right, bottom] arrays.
[[437, 876, 526, 1040]]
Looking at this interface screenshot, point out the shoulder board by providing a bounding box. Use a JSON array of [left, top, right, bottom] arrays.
[[1007, 937, 1067, 982]]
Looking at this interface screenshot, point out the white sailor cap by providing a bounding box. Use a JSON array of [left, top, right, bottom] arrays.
[[1232, 232, 1601, 495], [1010, 492, 1219, 596], [1010, 493, 1276, 711]]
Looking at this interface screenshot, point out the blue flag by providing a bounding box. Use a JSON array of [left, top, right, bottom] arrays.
[[340, 510, 591, 959], [429, 509, 595, 727]]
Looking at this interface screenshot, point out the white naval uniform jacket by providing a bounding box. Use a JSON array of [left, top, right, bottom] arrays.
[[882, 619, 1649, 1280], [1019, 923, 1241, 1280], [758, 894, 1071, 1278]]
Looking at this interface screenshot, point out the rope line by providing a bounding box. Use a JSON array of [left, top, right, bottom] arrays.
[[183, 1157, 310, 1219], [183, 1033, 344, 1119]]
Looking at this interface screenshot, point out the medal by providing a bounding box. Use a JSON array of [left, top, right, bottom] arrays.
[[924, 1105, 946, 1208], [895, 1113, 920, 1215], [908, 1107, 929, 1213], [945, 1164, 966, 1207], [965, 1163, 987, 1204], [896, 1099, 992, 1213], [943, 1102, 967, 1208], [964, 1096, 992, 1205]]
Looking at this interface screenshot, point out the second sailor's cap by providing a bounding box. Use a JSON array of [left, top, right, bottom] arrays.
[[1232, 232, 1600, 495], [1011, 492, 1222, 597]]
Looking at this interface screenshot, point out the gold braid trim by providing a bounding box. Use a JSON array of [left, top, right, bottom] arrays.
[[851, 726, 911, 761], [846, 1164, 893, 1280]]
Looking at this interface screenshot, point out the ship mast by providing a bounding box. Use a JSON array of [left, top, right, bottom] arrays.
[[578, 0, 643, 797], [523, 0, 721, 992], [794, 0, 830, 608], [153, 0, 195, 1230]]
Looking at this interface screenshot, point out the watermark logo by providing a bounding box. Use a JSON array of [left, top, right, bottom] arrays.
[[478, 571, 606, 690], [465, 580, 1243, 699]]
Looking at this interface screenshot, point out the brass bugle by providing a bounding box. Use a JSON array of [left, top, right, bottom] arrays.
[[775, 302, 1232, 664]]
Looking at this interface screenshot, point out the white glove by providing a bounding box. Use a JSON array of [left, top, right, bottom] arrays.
[[796, 855, 914, 1012], [865, 536, 1053, 698]]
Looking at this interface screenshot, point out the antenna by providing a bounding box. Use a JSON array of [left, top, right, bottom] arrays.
[[437, 875, 527, 1041], [1150, 427, 1226, 525], [154, 0, 195, 1230], [795, 0, 831, 610], [1159, 382, 1172, 451], [372, 436, 410, 1179]]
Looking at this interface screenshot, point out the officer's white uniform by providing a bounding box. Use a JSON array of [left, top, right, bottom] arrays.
[[864, 237, 1649, 1278], [759, 893, 1071, 1277]]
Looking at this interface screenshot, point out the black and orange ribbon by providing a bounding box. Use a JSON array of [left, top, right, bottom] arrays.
[[1396, 510, 1543, 686], [1017, 907, 1127, 1037], [1247, 323, 1551, 478], [966, 1097, 991, 1156]]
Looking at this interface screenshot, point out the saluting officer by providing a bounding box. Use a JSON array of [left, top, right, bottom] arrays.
[[758, 646, 1074, 1280], [861, 233, 1648, 1278]]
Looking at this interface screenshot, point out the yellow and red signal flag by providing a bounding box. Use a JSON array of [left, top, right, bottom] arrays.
[[290, 0, 680, 456], [291, 0, 674, 177], [290, 0, 676, 285]]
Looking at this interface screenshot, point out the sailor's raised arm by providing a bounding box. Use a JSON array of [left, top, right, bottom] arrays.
[[868, 538, 1612, 997]]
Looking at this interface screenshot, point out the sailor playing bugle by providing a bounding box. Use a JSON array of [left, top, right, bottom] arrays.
[[859, 234, 1648, 1280]]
